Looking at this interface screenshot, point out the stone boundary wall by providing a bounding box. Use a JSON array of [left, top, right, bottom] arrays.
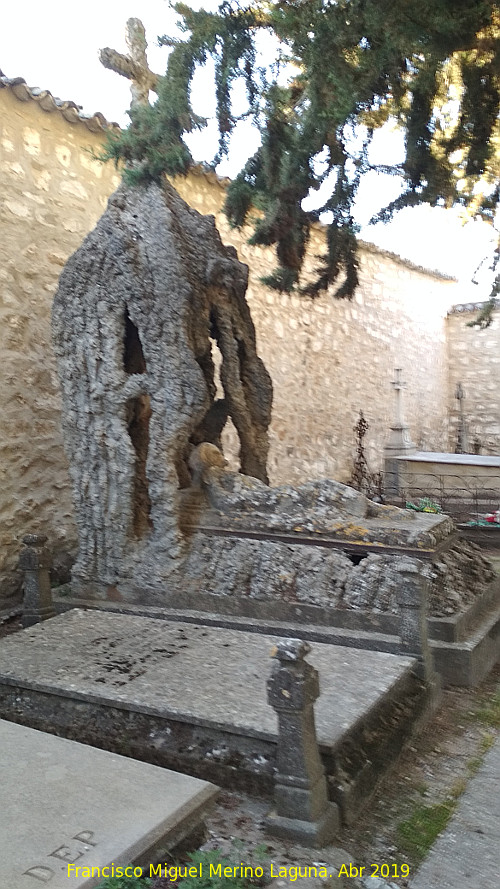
[[446, 305, 500, 454], [0, 84, 457, 603], [0, 87, 120, 602]]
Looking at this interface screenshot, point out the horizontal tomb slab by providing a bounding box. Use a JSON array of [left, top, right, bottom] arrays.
[[0, 609, 429, 818], [0, 717, 217, 889]]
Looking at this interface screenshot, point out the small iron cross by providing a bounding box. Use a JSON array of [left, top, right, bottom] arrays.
[[100, 18, 160, 108]]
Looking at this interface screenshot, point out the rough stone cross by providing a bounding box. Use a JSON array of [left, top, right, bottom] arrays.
[[100, 18, 160, 109]]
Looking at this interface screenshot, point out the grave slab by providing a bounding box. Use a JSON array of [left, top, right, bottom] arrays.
[[0, 609, 414, 746], [0, 610, 428, 822], [0, 718, 217, 889]]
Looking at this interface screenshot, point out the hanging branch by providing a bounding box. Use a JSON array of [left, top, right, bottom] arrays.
[[99, 0, 500, 302]]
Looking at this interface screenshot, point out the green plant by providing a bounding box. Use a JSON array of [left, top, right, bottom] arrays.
[[95, 876, 149, 889], [177, 848, 267, 889], [406, 498, 442, 514], [95, 845, 268, 889], [474, 691, 500, 728], [480, 731, 496, 752], [397, 800, 457, 862], [397, 724, 497, 863], [99, 2, 500, 302]]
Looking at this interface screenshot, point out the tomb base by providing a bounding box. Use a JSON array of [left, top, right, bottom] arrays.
[[264, 803, 340, 847], [0, 610, 433, 823]]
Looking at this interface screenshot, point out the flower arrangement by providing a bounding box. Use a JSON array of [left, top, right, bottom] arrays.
[[485, 510, 500, 524], [406, 498, 443, 514]]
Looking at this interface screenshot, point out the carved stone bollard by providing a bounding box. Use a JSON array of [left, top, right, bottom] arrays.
[[265, 639, 339, 847], [397, 557, 436, 682], [19, 535, 56, 628]]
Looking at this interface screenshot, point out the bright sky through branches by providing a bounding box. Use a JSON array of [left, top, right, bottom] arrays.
[[1, 0, 496, 298]]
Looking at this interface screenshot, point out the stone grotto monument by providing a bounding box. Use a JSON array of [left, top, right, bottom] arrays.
[[52, 178, 495, 643], [52, 180, 273, 598], [50, 14, 497, 663], [2, 173, 497, 840], [5, 18, 500, 855]]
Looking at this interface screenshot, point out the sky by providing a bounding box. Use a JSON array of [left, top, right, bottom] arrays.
[[1, 0, 497, 299]]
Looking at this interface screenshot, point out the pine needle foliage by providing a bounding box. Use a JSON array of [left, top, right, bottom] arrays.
[[101, 0, 500, 299]]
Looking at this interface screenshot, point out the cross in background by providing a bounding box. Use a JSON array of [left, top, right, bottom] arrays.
[[391, 368, 407, 427]]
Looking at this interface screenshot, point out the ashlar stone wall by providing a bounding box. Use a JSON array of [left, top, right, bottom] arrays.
[[0, 86, 120, 601], [446, 304, 500, 454]]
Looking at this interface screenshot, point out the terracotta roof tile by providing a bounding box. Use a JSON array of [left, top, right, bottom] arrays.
[[0, 70, 120, 132]]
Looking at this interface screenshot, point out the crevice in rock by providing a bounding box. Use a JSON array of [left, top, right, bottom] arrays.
[[123, 308, 146, 375], [346, 552, 369, 566], [209, 303, 270, 484], [126, 394, 153, 538], [190, 317, 229, 456]]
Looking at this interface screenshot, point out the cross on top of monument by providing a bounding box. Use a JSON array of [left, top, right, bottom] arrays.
[[390, 367, 410, 431], [391, 368, 406, 391], [99, 18, 160, 109], [455, 381, 469, 454], [384, 366, 415, 472]]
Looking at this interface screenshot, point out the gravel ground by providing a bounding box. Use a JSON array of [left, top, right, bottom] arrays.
[[147, 665, 500, 889], [0, 614, 22, 638]]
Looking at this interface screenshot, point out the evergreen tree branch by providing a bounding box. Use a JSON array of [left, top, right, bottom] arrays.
[[99, 0, 500, 302]]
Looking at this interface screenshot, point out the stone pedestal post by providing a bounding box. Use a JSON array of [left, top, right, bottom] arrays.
[[397, 557, 436, 683], [265, 639, 339, 846], [384, 368, 416, 496], [19, 535, 56, 628]]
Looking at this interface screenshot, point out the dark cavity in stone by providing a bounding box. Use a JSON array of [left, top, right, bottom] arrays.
[[346, 552, 369, 566], [123, 308, 146, 375], [122, 309, 153, 536], [126, 392, 153, 538], [127, 386, 153, 537], [190, 320, 229, 454]]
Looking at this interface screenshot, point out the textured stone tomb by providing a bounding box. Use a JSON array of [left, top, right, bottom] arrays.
[[0, 610, 422, 818], [52, 180, 272, 596], [52, 178, 493, 623]]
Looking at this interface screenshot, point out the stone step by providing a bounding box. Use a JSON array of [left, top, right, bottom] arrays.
[[0, 718, 218, 889], [54, 592, 500, 687], [55, 594, 400, 652]]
